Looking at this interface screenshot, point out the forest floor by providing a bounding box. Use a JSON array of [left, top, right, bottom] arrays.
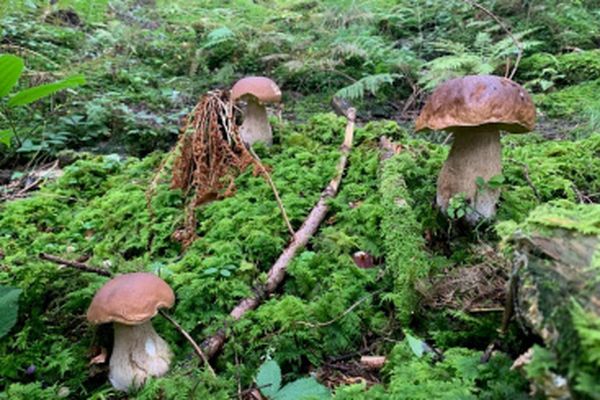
[[0, 1, 599, 399]]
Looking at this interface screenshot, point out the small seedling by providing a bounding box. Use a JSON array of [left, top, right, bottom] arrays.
[[203, 264, 238, 278]]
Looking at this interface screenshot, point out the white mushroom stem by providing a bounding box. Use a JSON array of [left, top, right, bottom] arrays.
[[109, 321, 172, 392], [436, 126, 502, 224], [239, 96, 273, 147]]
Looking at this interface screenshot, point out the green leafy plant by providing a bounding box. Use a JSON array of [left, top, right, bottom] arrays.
[[446, 193, 470, 220], [420, 30, 540, 90], [0, 285, 22, 338], [0, 54, 84, 150], [255, 359, 330, 400], [203, 264, 238, 278], [476, 174, 505, 192]]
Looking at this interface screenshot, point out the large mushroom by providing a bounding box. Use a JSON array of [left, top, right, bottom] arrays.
[[415, 75, 536, 224], [87, 272, 175, 391], [231, 76, 281, 146]]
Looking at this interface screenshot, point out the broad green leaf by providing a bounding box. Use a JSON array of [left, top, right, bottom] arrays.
[[219, 269, 231, 277], [0, 285, 22, 338], [406, 333, 426, 358], [256, 360, 281, 398], [0, 129, 13, 147], [274, 377, 330, 400], [0, 55, 24, 97], [203, 267, 218, 275], [488, 174, 505, 188], [8, 74, 85, 107], [475, 176, 485, 188]]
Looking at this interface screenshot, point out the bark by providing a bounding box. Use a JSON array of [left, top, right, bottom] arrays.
[[510, 225, 600, 398]]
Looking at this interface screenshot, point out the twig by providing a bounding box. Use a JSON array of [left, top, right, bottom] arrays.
[[360, 356, 386, 370], [202, 107, 357, 359], [295, 291, 378, 328], [39, 253, 111, 276], [248, 146, 295, 236], [468, 307, 504, 313], [509, 159, 540, 202], [158, 310, 216, 378], [441, 133, 453, 146], [462, 0, 523, 79]]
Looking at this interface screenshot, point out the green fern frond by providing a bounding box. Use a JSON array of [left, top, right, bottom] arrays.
[[336, 73, 401, 100], [202, 27, 235, 49]]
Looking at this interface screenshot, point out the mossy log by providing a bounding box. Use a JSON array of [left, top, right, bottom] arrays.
[[505, 202, 600, 398]]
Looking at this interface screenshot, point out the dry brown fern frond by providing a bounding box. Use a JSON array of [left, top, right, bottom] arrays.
[[170, 89, 255, 247]]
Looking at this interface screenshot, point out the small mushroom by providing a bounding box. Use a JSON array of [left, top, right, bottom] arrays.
[[87, 272, 175, 391], [231, 76, 282, 146], [415, 75, 535, 224]]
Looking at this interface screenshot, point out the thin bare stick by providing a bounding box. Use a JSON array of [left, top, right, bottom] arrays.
[[462, 0, 523, 79], [39, 253, 111, 276], [248, 146, 295, 236], [202, 107, 357, 359], [158, 310, 216, 378], [295, 291, 378, 328]]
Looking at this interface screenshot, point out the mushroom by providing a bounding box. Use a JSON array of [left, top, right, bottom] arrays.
[[415, 75, 535, 224], [231, 76, 282, 146], [87, 272, 175, 391]]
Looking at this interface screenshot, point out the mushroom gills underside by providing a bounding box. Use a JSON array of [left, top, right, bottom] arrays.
[[109, 321, 172, 391]]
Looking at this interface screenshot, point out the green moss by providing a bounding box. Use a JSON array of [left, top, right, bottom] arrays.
[[499, 134, 600, 223], [497, 200, 600, 240], [335, 339, 529, 399], [535, 79, 600, 118], [378, 153, 440, 324], [520, 50, 600, 86]]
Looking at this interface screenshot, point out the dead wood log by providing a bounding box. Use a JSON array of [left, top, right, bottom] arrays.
[[506, 202, 600, 398], [202, 108, 357, 359]]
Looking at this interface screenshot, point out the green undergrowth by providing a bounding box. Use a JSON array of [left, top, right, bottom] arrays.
[[2, 0, 600, 160], [519, 50, 600, 87], [335, 339, 529, 400], [535, 79, 600, 119], [1, 115, 599, 398]]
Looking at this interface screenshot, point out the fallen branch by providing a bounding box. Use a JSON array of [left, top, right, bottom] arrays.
[[39, 253, 111, 276], [202, 107, 357, 359]]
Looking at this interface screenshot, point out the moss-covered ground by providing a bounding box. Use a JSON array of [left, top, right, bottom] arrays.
[[1, 1, 600, 399]]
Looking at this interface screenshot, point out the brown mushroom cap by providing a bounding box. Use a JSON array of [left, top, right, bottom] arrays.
[[415, 75, 535, 134], [231, 76, 281, 103], [87, 272, 175, 325]]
